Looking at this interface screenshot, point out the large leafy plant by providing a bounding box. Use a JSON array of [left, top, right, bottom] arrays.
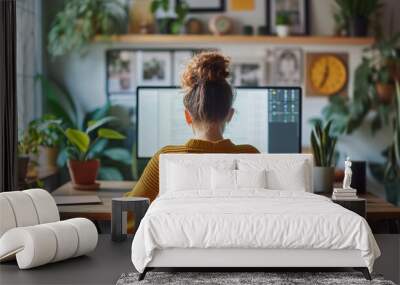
[[48, 0, 127, 57], [36, 75, 133, 180], [316, 33, 400, 136], [310, 120, 338, 167], [382, 81, 400, 182]]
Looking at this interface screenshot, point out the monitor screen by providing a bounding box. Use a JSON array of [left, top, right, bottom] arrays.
[[137, 87, 301, 158]]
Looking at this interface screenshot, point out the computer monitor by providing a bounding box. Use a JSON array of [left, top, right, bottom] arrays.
[[136, 86, 301, 158]]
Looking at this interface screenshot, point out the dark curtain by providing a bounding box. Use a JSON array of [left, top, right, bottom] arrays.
[[0, 0, 17, 192]]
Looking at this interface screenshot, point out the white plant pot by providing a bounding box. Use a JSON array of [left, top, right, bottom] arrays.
[[313, 166, 334, 193], [276, 25, 290, 37]]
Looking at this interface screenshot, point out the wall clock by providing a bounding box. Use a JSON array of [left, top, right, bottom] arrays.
[[306, 53, 348, 97]]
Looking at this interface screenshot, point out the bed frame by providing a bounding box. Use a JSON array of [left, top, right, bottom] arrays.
[[138, 248, 371, 280], [137, 154, 373, 281]]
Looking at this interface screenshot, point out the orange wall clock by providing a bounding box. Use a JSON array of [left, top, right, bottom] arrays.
[[306, 53, 348, 97]]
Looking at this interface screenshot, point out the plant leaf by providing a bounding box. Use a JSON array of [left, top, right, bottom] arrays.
[[98, 166, 124, 180], [36, 75, 78, 128], [86, 116, 117, 134], [102, 147, 131, 164], [86, 139, 108, 160], [65, 129, 90, 153], [98, 128, 126, 140]]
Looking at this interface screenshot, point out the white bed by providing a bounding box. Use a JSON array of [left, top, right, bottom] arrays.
[[131, 154, 380, 280]]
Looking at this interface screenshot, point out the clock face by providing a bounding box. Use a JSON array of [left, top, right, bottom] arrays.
[[309, 55, 347, 95]]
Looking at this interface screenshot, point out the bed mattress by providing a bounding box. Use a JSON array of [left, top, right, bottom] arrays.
[[131, 190, 380, 273]]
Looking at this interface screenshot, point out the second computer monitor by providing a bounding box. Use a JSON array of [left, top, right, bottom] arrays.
[[137, 86, 301, 158]]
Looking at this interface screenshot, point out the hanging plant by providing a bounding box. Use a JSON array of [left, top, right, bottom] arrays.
[[48, 0, 127, 57]]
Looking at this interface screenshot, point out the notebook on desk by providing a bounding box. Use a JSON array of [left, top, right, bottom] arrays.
[[53, 195, 102, 205]]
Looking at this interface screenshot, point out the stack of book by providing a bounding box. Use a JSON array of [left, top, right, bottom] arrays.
[[332, 188, 358, 200]]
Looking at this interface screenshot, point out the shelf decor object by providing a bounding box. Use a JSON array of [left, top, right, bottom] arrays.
[[178, 0, 225, 13], [267, 0, 309, 35]]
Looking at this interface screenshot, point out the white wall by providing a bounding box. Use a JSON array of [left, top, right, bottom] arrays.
[[17, 0, 42, 130]]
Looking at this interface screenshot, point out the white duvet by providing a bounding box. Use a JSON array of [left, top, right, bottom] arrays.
[[131, 190, 380, 273]]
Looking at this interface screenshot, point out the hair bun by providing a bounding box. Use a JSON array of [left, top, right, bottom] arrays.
[[181, 52, 230, 91]]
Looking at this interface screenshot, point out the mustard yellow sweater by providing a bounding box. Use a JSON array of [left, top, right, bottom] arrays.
[[125, 139, 259, 202]]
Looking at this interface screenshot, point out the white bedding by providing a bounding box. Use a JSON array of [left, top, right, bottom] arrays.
[[131, 190, 380, 273]]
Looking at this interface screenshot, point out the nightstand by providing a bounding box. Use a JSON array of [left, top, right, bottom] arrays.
[[332, 198, 366, 218]]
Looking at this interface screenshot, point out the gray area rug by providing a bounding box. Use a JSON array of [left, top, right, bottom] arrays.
[[116, 272, 395, 285]]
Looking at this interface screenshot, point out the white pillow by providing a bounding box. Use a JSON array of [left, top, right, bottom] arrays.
[[236, 169, 267, 189], [211, 169, 267, 190], [237, 159, 308, 191], [167, 160, 235, 192], [211, 168, 236, 190]]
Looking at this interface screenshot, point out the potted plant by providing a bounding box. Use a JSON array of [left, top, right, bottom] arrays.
[[370, 33, 400, 103], [17, 128, 40, 182], [275, 12, 291, 37], [334, 0, 383, 37], [63, 116, 126, 189], [374, 66, 395, 104], [48, 0, 127, 57], [150, 0, 188, 34], [28, 115, 63, 171], [311, 120, 338, 193], [382, 81, 400, 205]]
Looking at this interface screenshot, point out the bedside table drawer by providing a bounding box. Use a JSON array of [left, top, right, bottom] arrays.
[[332, 199, 366, 218]]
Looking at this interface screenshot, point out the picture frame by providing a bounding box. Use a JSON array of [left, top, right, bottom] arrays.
[[136, 51, 172, 86], [106, 48, 201, 98], [272, 47, 303, 86], [173, 50, 194, 85], [230, 58, 266, 87], [267, 0, 309, 35], [178, 0, 225, 13], [106, 50, 136, 94]]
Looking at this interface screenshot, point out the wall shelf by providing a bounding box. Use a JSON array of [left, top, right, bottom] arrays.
[[95, 34, 375, 46]]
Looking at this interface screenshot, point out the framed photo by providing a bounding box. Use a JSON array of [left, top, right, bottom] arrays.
[[178, 0, 225, 13], [267, 0, 309, 35], [230, 59, 266, 87], [272, 48, 303, 86], [173, 50, 193, 85], [106, 50, 136, 94], [137, 51, 172, 86]]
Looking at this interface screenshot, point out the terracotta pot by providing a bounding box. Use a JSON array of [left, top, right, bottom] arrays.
[[68, 159, 100, 186], [18, 156, 30, 182], [38, 146, 59, 171], [375, 82, 395, 104]]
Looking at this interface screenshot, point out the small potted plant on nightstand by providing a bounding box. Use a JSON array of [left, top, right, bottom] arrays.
[[63, 117, 126, 190], [311, 120, 338, 193], [275, 11, 291, 37]]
